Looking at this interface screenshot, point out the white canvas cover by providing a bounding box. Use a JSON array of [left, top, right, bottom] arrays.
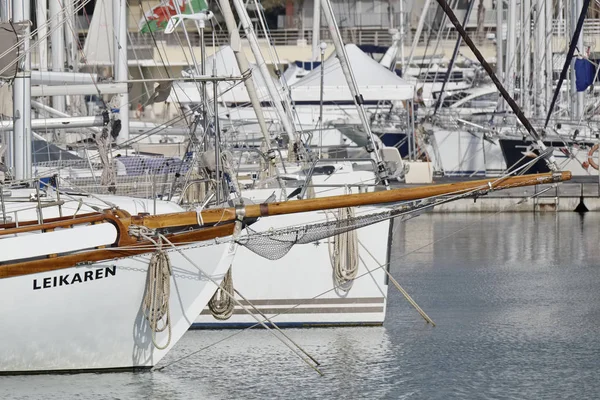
[[169, 46, 278, 104], [82, 0, 114, 66], [290, 44, 414, 102]]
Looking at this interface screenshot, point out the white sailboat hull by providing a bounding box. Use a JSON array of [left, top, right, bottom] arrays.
[[194, 213, 390, 328], [0, 241, 232, 373], [429, 129, 506, 176], [194, 168, 390, 328]]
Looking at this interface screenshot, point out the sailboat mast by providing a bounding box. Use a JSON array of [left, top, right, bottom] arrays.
[[12, 0, 31, 180], [312, 0, 320, 61], [570, 1, 577, 117], [64, 0, 76, 73], [523, 0, 531, 117], [534, 0, 545, 115], [36, 0, 48, 73], [1, 0, 11, 171], [544, 0, 553, 113], [64, 0, 82, 115], [49, 0, 66, 116], [398, 0, 405, 68], [496, 0, 504, 111], [114, 0, 130, 144], [574, 0, 584, 118], [506, 0, 516, 99]]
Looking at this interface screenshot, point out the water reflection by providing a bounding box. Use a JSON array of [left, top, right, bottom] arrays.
[[3, 214, 600, 399]]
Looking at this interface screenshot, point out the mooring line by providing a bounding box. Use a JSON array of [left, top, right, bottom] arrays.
[[358, 240, 436, 326], [154, 234, 323, 376]]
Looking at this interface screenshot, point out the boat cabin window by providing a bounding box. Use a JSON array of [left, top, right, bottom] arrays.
[[461, 92, 499, 108]]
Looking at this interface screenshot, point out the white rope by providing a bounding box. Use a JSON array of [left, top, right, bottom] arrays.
[[143, 245, 172, 350], [208, 268, 235, 320], [131, 227, 173, 351], [328, 187, 359, 291]]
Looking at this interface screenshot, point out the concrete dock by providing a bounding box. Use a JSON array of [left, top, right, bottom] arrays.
[[393, 177, 600, 212]]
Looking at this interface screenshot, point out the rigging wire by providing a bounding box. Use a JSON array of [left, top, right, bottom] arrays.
[[154, 154, 556, 372], [544, 0, 592, 129]]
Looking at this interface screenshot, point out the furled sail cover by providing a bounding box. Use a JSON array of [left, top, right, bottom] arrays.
[[290, 44, 414, 102], [0, 22, 28, 81], [82, 0, 114, 66]]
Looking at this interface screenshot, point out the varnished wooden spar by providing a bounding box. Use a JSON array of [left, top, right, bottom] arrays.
[[0, 171, 571, 279], [0, 224, 235, 279], [134, 171, 572, 229]]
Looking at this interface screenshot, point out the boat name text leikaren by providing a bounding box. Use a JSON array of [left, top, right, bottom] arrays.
[[33, 266, 117, 290]]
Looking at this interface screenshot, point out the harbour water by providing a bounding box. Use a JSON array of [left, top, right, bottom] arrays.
[[3, 213, 600, 399]]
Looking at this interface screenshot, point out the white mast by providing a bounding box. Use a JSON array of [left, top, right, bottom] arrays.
[[12, 0, 31, 180], [506, 0, 516, 100], [534, 0, 545, 116], [311, 0, 320, 61], [231, 0, 297, 144], [64, 0, 84, 115], [569, 0, 576, 117], [523, 0, 531, 116], [1, 0, 11, 172], [49, 0, 66, 114], [545, 0, 553, 113], [575, 0, 584, 118], [36, 0, 48, 72], [113, 0, 129, 144], [496, 0, 504, 111], [64, 0, 76, 72], [398, 0, 405, 68]]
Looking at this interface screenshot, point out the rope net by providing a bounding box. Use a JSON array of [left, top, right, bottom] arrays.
[[235, 202, 428, 261]]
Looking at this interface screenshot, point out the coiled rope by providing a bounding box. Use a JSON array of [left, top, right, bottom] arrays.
[[142, 238, 172, 350], [208, 268, 235, 320], [329, 188, 359, 290]]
